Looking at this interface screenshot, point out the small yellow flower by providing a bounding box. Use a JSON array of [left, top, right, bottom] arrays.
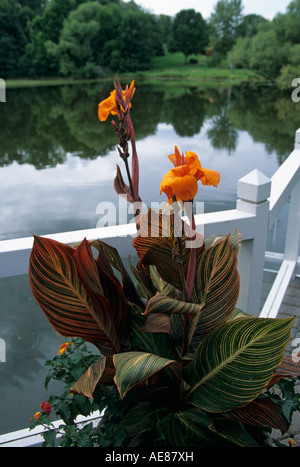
[[58, 342, 72, 355], [34, 411, 41, 420]]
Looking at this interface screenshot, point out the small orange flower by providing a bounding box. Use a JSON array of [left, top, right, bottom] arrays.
[[160, 146, 220, 203], [34, 411, 41, 420], [98, 80, 135, 121], [58, 342, 72, 355]]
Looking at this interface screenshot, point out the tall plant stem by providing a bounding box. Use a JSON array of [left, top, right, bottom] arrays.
[[176, 235, 189, 302], [186, 203, 197, 301]]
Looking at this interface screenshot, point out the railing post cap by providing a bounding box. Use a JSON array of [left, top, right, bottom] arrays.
[[238, 169, 271, 203]]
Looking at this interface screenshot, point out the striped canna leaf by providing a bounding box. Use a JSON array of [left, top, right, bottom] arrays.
[[204, 229, 242, 255], [185, 317, 295, 413], [160, 408, 214, 447], [223, 397, 288, 432], [133, 209, 205, 291], [70, 356, 115, 399], [90, 239, 145, 308], [73, 238, 130, 354], [268, 354, 300, 386], [188, 234, 240, 350], [113, 351, 179, 399], [29, 236, 129, 355]]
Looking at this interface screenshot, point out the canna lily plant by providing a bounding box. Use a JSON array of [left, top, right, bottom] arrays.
[[29, 78, 300, 447]]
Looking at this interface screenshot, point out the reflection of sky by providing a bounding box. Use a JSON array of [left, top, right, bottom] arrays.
[[0, 121, 281, 240]]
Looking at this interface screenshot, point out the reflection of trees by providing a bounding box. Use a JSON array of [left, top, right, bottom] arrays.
[[207, 114, 238, 154], [163, 88, 208, 136], [1, 82, 299, 170], [206, 87, 238, 154], [0, 82, 163, 169], [228, 86, 299, 163], [0, 83, 117, 168]]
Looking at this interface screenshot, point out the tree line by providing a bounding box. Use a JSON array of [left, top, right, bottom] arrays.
[[1, 0, 300, 83]]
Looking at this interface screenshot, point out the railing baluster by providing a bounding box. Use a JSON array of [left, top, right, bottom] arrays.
[[235, 169, 272, 317]]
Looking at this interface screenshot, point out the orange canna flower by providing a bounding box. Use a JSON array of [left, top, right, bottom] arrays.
[[160, 146, 220, 203], [98, 80, 135, 121]]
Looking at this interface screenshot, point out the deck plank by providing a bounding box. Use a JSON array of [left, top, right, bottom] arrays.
[[276, 277, 300, 355]]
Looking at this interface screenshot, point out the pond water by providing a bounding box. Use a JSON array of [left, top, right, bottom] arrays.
[[0, 80, 299, 435]]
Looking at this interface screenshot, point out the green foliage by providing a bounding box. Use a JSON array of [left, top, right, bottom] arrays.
[[0, 0, 164, 78], [29, 221, 300, 447], [228, 28, 291, 80], [29, 338, 106, 447], [229, 0, 300, 81], [26, 0, 80, 76], [209, 0, 244, 56], [168, 9, 209, 63], [0, 0, 42, 77], [236, 14, 268, 38]]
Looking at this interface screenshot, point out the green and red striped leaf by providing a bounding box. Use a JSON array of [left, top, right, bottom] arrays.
[[70, 356, 115, 399], [160, 408, 214, 447], [185, 317, 295, 413], [142, 293, 203, 357], [133, 209, 205, 292], [29, 236, 109, 352], [144, 293, 202, 317], [29, 236, 129, 356], [268, 355, 300, 386], [118, 402, 169, 438], [113, 351, 179, 399], [204, 229, 242, 255], [224, 397, 288, 432], [74, 238, 130, 354], [210, 417, 259, 447], [188, 234, 240, 350], [91, 239, 144, 308]]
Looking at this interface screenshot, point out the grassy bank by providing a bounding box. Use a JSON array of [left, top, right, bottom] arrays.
[[139, 52, 262, 84], [5, 52, 263, 88]]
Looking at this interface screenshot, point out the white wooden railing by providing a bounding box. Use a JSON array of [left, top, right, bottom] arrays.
[[0, 129, 300, 447], [0, 130, 300, 319]]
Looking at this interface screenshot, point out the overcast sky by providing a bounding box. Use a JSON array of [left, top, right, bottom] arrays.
[[124, 0, 292, 19]]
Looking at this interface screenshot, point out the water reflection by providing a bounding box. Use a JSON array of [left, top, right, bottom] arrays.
[[1, 82, 298, 171], [0, 81, 299, 243]]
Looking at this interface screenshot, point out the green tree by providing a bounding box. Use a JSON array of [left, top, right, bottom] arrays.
[[229, 27, 290, 80], [236, 14, 268, 38], [26, 0, 85, 76], [46, 2, 122, 78], [273, 0, 300, 44], [168, 9, 209, 63], [0, 0, 44, 77], [209, 0, 243, 56], [115, 10, 163, 72], [158, 14, 172, 47]]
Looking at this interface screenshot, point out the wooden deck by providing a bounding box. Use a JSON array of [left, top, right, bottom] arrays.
[[277, 277, 300, 355], [262, 274, 300, 355]]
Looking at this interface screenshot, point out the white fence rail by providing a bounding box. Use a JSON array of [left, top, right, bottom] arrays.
[[0, 130, 300, 320]]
